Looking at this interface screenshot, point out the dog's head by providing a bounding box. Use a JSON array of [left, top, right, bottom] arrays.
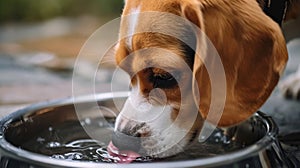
[[110, 0, 288, 158]]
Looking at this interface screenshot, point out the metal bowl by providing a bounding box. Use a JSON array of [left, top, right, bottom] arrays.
[[0, 92, 294, 168]]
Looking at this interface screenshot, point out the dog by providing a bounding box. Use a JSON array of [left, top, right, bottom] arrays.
[[108, 0, 298, 160]]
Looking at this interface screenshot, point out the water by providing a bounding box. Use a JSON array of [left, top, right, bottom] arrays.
[[19, 118, 155, 163], [18, 117, 247, 163]]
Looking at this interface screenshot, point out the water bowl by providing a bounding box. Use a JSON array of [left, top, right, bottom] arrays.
[[0, 92, 294, 168]]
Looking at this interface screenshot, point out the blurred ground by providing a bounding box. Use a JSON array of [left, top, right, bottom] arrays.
[[0, 15, 119, 118]]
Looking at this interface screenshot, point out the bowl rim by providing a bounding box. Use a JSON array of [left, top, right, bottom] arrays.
[[0, 92, 278, 168]]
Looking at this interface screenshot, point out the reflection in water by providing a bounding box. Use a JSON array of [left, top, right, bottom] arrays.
[[18, 118, 248, 163]]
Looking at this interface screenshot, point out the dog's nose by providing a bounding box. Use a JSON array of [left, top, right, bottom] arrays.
[[111, 130, 142, 152]]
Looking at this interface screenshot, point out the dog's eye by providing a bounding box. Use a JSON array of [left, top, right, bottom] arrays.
[[152, 73, 177, 88], [155, 73, 173, 80]]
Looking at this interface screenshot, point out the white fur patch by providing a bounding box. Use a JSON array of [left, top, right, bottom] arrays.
[[113, 73, 198, 157], [126, 6, 141, 51], [114, 87, 189, 156], [116, 86, 171, 124]]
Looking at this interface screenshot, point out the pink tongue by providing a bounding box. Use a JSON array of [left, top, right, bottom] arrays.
[[107, 141, 141, 163]]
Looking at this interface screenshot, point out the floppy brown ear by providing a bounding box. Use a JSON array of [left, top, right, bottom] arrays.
[[186, 1, 288, 126], [181, 1, 203, 28], [181, 0, 207, 60], [180, 0, 207, 85], [115, 40, 129, 67]]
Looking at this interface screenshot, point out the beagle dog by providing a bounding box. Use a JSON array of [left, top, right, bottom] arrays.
[[108, 0, 296, 160]]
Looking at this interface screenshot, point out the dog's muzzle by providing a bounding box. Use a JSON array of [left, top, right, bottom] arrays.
[[110, 91, 171, 154]]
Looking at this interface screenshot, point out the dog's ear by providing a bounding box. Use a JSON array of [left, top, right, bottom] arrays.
[[115, 40, 129, 68], [185, 2, 288, 127], [181, 1, 203, 28], [180, 0, 207, 91], [181, 0, 206, 58]]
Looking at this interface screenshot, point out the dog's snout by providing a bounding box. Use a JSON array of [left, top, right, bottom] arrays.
[[111, 130, 142, 152]]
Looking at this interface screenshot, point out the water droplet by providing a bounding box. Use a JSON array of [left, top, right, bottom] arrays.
[[73, 153, 83, 160], [85, 118, 91, 125], [47, 141, 61, 148], [51, 154, 65, 159], [36, 137, 45, 143]]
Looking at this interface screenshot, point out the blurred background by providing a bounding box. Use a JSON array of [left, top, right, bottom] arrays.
[[0, 0, 124, 117]]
